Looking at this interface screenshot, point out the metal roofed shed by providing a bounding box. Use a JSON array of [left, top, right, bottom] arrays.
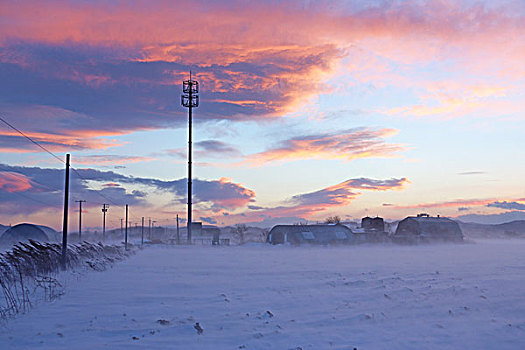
[[267, 224, 354, 245], [394, 214, 463, 242], [0, 223, 51, 246]]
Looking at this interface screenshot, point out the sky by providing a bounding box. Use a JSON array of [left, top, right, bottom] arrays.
[[0, 0, 524, 230]]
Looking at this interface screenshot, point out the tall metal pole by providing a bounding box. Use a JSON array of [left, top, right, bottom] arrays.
[[61, 154, 70, 269], [182, 72, 199, 244], [76, 200, 86, 242], [125, 205, 128, 250], [102, 203, 108, 241], [148, 217, 151, 239], [188, 77, 193, 244], [141, 216, 144, 246]]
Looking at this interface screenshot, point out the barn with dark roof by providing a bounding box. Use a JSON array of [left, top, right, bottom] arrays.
[[394, 214, 463, 242], [267, 224, 354, 245]]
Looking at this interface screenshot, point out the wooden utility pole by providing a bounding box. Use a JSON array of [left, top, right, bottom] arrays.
[[75, 200, 86, 242], [141, 217, 144, 246], [61, 154, 70, 269], [125, 205, 128, 250]]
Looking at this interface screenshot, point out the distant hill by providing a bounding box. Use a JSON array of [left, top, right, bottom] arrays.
[[459, 220, 525, 238], [457, 211, 525, 224], [0, 224, 7, 235]]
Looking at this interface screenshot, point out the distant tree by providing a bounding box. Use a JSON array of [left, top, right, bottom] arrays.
[[232, 224, 247, 244], [325, 216, 341, 224]]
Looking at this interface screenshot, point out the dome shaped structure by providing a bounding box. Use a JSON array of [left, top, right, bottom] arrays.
[[394, 214, 463, 242], [0, 223, 50, 246], [37, 225, 60, 242]]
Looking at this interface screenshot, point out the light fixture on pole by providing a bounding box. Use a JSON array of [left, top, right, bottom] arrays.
[[181, 72, 199, 244]]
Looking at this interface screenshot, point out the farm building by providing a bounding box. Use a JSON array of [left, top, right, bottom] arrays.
[[394, 214, 463, 242], [361, 216, 385, 232], [0, 223, 52, 246], [38, 225, 60, 241], [351, 217, 389, 243], [190, 222, 203, 236], [267, 224, 354, 245]]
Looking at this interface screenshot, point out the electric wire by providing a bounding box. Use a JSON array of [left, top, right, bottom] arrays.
[[0, 116, 161, 233], [7, 190, 58, 208], [0, 116, 65, 164], [70, 168, 122, 207], [0, 115, 125, 209]]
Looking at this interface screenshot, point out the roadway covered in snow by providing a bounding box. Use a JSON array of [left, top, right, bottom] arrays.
[[1, 240, 524, 349]]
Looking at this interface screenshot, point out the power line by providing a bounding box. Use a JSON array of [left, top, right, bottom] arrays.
[[0, 115, 124, 208], [8, 189, 58, 208], [0, 116, 64, 164], [70, 168, 122, 207], [28, 178, 63, 193]]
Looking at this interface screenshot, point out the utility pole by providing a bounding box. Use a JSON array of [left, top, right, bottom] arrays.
[[125, 205, 128, 250], [75, 200, 86, 242], [152, 220, 157, 240], [181, 72, 199, 244], [148, 217, 151, 240], [102, 204, 108, 241], [61, 154, 70, 269], [176, 214, 180, 244], [141, 217, 144, 246]]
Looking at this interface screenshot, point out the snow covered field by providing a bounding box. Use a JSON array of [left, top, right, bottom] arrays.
[[1, 240, 524, 349]]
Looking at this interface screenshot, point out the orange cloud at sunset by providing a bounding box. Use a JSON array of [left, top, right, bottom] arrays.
[[1, 1, 523, 52], [187, 176, 411, 226], [0, 129, 124, 153], [1, 0, 523, 125], [203, 178, 256, 211], [0, 171, 32, 193], [243, 128, 403, 166], [220, 177, 411, 224]]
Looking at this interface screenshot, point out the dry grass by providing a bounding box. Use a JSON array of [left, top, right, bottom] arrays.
[[0, 240, 131, 321]]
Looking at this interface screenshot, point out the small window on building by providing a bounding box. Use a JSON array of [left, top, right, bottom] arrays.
[[335, 231, 347, 239], [301, 231, 315, 240]]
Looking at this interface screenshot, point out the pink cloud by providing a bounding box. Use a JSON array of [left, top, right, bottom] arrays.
[[1, 1, 522, 118], [0, 0, 521, 161], [243, 128, 403, 166], [0, 171, 32, 192], [213, 177, 410, 225], [0, 104, 129, 152]]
